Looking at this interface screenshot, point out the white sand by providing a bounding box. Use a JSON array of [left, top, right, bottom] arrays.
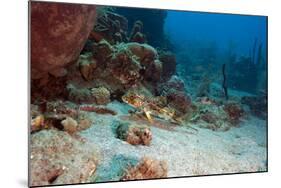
[[79, 101, 267, 181]]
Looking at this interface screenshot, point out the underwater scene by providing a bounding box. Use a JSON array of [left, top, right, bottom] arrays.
[[30, 2, 267, 187]]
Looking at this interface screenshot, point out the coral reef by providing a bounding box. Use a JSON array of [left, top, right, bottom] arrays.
[[30, 129, 98, 186], [30, 100, 94, 134], [122, 157, 167, 180], [116, 122, 152, 146]]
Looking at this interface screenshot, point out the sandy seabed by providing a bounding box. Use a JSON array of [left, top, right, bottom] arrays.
[[79, 101, 267, 182]]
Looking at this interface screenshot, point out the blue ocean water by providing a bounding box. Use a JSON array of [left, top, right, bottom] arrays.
[[164, 10, 267, 58]]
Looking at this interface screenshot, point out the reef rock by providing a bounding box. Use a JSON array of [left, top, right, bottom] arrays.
[[31, 2, 97, 80], [30, 129, 98, 186], [116, 122, 152, 146], [122, 157, 167, 180]]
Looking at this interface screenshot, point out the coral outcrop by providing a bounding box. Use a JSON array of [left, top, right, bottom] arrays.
[[116, 122, 152, 146], [122, 157, 167, 180]]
